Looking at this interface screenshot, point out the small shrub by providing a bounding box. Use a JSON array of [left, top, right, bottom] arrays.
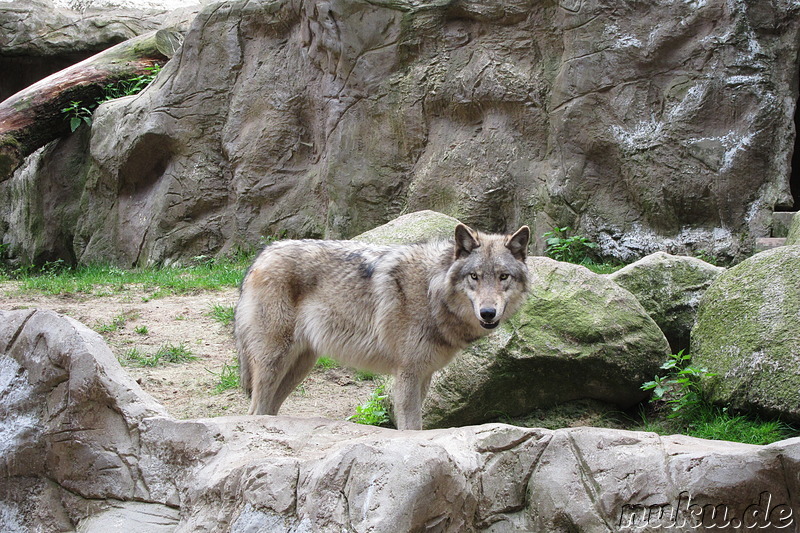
[[348, 383, 391, 427], [61, 101, 94, 132], [543, 226, 599, 264], [641, 350, 712, 420]]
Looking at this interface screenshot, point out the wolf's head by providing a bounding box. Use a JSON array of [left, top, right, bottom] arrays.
[[449, 223, 530, 330]]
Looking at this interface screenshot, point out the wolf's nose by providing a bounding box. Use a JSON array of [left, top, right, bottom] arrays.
[[480, 308, 497, 321]]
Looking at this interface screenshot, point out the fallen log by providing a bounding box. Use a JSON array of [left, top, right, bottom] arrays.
[[0, 29, 181, 182]]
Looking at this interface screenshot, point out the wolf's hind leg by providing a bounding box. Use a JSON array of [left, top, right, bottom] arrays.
[[268, 347, 318, 414]]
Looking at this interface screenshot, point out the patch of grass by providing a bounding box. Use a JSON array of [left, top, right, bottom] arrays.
[[209, 304, 235, 326], [134, 325, 149, 335], [348, 383, 392, 427], [120, 342, 196, 367], [93, 310, 139, 334], [211, 360, 240, 393], [5, 255, 252, 298], [316, 356, 340, 369], [354, 369, 379, 381], [94, 313, 128, 333]]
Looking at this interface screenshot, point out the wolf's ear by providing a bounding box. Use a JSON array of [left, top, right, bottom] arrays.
[[454, 223, 480, 259], [506, 226, 530, 261]]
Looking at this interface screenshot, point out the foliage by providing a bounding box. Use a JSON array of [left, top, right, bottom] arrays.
[[641, 350, 711, 420], [62, 100, 95, 132], [348, 383, 391, 427], [60, 64, 163, 132], [640, 351, 796, 444], [543, 227, 599, 264]]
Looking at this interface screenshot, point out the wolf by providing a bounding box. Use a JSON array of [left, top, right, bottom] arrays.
[[235, 223, 531, 430]]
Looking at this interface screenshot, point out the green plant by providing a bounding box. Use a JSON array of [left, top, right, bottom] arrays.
[[134, 325, 149, 335], [62, 100, 95, 132], [543, 227, 599, 264], [348, 383, 391, 427], [641, 350, 713, 420]]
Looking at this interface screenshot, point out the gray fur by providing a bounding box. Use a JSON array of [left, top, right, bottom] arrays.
[[235, 224, 530, 430]]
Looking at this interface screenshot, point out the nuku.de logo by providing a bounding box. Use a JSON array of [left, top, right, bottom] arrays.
[[618, 491, 794, 530]]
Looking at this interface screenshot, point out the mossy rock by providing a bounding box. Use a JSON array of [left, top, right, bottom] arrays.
[[692, 245, 800, 422], [353, 210, 460, 245], [608, 252, 724, 353], [422, 257, 671, 429], [786, 212, 800, 245]]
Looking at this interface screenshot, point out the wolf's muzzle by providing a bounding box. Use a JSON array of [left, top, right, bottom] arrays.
[[479, 307, 499, 329]]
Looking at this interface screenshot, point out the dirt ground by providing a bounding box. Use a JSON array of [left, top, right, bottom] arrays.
[[0, 282, 379, 422]]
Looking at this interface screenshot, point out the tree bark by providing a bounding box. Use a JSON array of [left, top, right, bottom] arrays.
[[0, 29, 180, 182]]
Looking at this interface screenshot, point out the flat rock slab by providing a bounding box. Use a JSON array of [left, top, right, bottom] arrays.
[[2, 308, 800, 532]]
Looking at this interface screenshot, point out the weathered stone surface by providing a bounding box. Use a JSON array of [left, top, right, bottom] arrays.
[[2, 308, 800, 531], [421, 257, 671, 429], [787, 212, 800, 245], [353, 209, 460, 245], [692, 246, 800, 423], [3, 0, 800, 266], [608, 252, 725, 354]]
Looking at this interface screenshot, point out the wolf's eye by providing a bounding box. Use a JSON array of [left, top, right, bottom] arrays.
[[469, 272, 478, 280], [499, 273, 509, 281]]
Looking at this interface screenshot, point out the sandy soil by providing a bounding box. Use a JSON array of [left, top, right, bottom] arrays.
[[0, 282, 379, 422]]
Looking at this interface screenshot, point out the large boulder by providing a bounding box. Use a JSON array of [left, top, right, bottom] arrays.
[[353, 209, 460, 245], [421, 258, 671, 429], [3, 0, 800, 266], [692, 245, 800, 422], [608, 252, 725, 353], [3, 308, 800, 532]]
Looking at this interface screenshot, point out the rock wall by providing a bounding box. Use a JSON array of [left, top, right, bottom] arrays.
[[3, 308, 800, 532], [2, 0, 800, 266]]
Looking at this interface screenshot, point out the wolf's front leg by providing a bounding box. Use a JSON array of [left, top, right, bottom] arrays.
[[392, 370, 432, 430]]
